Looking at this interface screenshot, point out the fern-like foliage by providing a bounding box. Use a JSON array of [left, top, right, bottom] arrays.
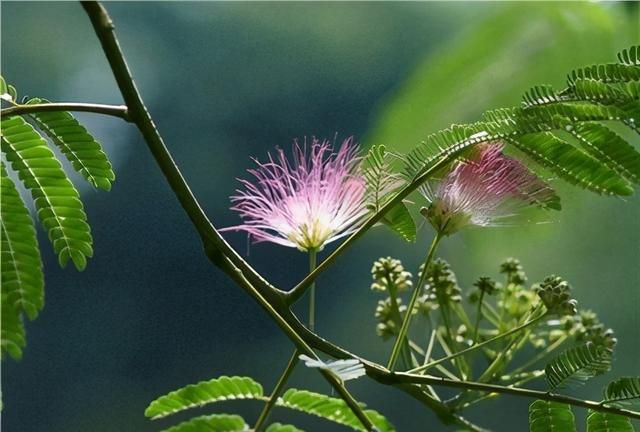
[[0, 77, 114, 360], [160, 414, 248, 432], [145, 375, 393, 432], [26, 98, 115, 191], [1, 115, 93, 270], [528, 400, 576, 432], [363, 145, 416, 242], [400, 45, 640, 204], [278, 389, 393, 432], [586, 411, 635, 432], [545, 342, 612, 390], [145, 376, 265, 419], [603, 377, 640, 408], [0, 164, 44, 360]]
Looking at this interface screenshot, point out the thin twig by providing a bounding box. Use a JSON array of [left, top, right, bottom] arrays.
[[1, 102, 130, 121]]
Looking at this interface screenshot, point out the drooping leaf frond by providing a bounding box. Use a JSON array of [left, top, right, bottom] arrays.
[[277, 389, 394, 432], [545, 342, 612, 390], [505, 133, 633, 196], [528, 400, 576, 432], [0, 163, 44, 360], [403, 124, 490, 180], [586, 411, 635, 432], [0, 77, 115, 362], [26, 98, 115, 191], [396, 46, 640, 201], [159, 414, 248, 432], [265, 423, 304, 432], [1, 115, 93, 270], [145, 376, 264, 420], [603, 377, 640, 408], [570, 123, 640, 183]]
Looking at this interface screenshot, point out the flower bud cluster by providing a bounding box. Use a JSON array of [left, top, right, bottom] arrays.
[[563, 309, 617, 352], [500, 258, 528, 285], [419, 258, 462, 306], [374, 298, 406, 340], [469, 276, 501, 303], [370, 257, 413, 293], [535, 275, 578, 316]]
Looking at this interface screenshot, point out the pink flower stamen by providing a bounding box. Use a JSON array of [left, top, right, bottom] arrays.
[[421, 142, 559, 235], [222, 137, 368, 251]]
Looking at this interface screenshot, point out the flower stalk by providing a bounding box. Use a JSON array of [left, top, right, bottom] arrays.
[[408, 308, 547, 375], [387, 231, 443, 370]]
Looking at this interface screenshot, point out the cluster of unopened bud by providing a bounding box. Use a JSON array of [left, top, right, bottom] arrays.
[[563, 309, 617, 352], [419, 258, 462, 305], [370, 257, 413, 293], [535, 275, 578, 316], [500, 258, 528, 285], [374, 298, 404, 340], [469, 276, 501, 303]]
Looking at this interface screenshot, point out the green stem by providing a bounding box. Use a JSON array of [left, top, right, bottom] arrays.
[[387, 276, 412, 368], [408, 311, 546, 374], [254, 351, 299, 432], [477, 306, 544, 383], [472, 291, 486, 344], [256, 249, 316, 431], [387, 232, 442, 370], [1, 102, 130, 121], [509, 335, 568, 377], [308, 249, 317, 331]]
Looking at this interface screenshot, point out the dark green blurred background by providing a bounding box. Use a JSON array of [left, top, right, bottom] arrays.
[[2, 2, 638, 431]]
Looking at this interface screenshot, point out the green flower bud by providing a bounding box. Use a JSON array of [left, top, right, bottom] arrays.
[[535, 275, 578, 316], [500, 258, 527, 285], [370, 257, 413, 293]]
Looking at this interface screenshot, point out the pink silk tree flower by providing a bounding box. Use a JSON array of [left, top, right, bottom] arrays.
[[421, 142, 560, 236], [222, 137, 368, 252]]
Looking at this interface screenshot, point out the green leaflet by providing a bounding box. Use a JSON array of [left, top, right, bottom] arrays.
[[160, 414, 248, 432], [265, 423, 304, 432], [380, 202, 416, 243], [1, 115, 93, 271], [568, 63, 640, 86], [0, 163, 44, 320], [603, 377, 640, 408], [26, 98, 115, 191], [0, 163, 44, 360], [363, 145, 401, 210], [1, 287, 26, 360], [618, 45, 640, 66], [545, 342, 612, 390], [528, 400, 576, 432], [145, 376, 265, 420], [586, 411, 635, 432], [570, 123, 640, 183], [506, 133, 633, 196], [363, 145, 416, 242], [277, 389, 394, 432]]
